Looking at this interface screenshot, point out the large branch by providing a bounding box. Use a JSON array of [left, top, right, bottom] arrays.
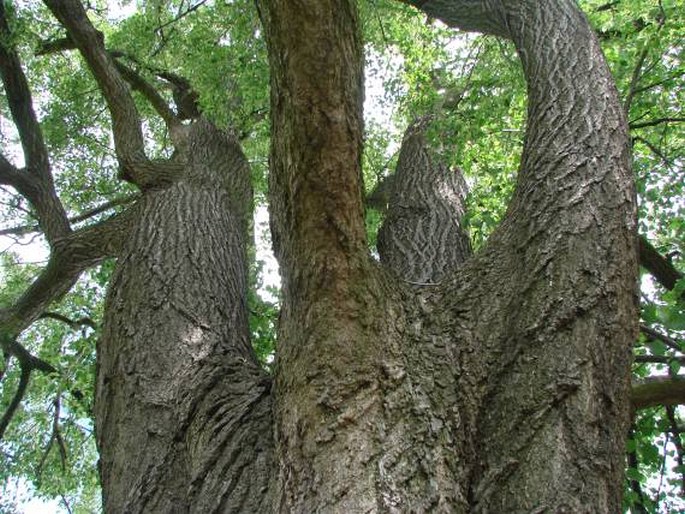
[[257, 0, 368, 295], [0, 154, 34, 197], [0, 4, 50, 177], [1, 207, 134, 340], [112, 60, 180, 130], [632, 376, 685, 410], [42, 0, 181, 189], [639, 235, 683, 292], [0, 4, 71, 244], [377, 118, 471, 283], [0, 208, 133, 420]]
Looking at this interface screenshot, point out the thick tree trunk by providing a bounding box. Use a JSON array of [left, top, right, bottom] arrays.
[[96, 120, 274, 513], [378, 117, 472, 283], [259, 0, 638, 512], [91, 0, 637, 512]]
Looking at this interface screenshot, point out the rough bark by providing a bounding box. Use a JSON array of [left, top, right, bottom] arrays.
[[261, 0, 637, 512], [3, 0, 640, 511], [415, 2, 638, 511], [378, 117, 472, 283], [95, 120, 274, 513], [2, 3, 276, 511]]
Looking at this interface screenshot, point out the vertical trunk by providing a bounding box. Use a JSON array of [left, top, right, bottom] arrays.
[[378, 117, 472, 283], [262, 0, 637, 512], [259, 2, 472, 511], [96, 120, 274, 513], [404, 1, 638, 511]]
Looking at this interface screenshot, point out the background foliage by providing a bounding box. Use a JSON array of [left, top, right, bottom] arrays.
[[0, 0, 683, 511]]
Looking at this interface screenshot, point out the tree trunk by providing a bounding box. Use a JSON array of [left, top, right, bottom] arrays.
[[96, 120, 275, 513], [258, 0, 638, 512], [93, 0, 637, 512]]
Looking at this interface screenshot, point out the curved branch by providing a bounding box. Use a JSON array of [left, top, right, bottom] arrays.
[[38, 312, 97, 329], [632, 376, 685, 410], [0, 4, 71, 244], [0, 4, 50, 178], [113, 60, 180, 130]]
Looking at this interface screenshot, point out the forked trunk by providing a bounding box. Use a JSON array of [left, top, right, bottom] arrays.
[[95, 1, 637, 512]]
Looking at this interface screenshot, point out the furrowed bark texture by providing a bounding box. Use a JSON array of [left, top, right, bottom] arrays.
[[96, 121, 274, 513], [406, 1, 638, 511], [262, 0, 637, 512], [378, 118, 472, 283], [259, 1, 390, 510]]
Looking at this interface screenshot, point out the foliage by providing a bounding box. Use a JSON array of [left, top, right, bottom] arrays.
[[0, 0, 683, 511]]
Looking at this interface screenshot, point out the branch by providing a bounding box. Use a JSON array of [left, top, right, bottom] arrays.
[[630, 117, 685, 130], [35, 36, 76, 56], [112, 60, 180, 130], [665, 406, 685, 496], [37, 394, 67, 475], [639, 235, 683, 292], [595, 1, 620, 11], [624, 43, 650, 113], [634, 355, 685, 365], [0, 4, 71, 244], [0, 193, 139, 237], [0, 206, 135, 341], [631, 68, 685, 98], [632, 376, 685, 410], [154, 0, 210, 34], [0, 363, 30, 441], [640, 324, 683, 353], [0, 4, 50, 178], [0, 153, 35, 197], [37, 34, 196, 129], [633, 136, 675, 168], [38, 312, 96, 329], [42, 0, 154, 187], [626, 426, 650, 514]]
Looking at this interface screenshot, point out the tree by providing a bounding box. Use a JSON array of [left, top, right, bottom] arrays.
[[0, 0, 683, 512]]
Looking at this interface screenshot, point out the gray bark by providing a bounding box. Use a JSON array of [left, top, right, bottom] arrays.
[[378, 117, 472, 283], [2, 0, 638, 512], [260, 0, 637, 512], [95, 120, 274, 513]]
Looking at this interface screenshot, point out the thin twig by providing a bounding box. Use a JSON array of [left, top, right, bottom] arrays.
[[154, 0, 210, 34], [0, 194, 138, 237]]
